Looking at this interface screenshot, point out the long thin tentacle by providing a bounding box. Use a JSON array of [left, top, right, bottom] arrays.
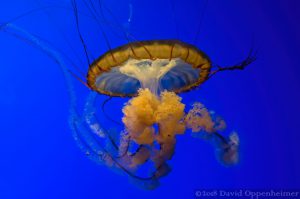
[[208, 47, 257, 79]]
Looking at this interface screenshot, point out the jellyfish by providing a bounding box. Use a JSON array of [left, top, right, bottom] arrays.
[[86, 39, 254, 173], [0, 0, 256, 190]]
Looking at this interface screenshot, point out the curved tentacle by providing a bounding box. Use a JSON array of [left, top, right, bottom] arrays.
[[208, 47, 257, 79], [1, 23, 164, 189]]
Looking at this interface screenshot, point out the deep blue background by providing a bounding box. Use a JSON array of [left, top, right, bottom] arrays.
[[0, 0, 300, 198]]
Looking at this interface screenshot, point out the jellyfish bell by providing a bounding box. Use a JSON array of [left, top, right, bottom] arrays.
[[87, 40, 211, 97]]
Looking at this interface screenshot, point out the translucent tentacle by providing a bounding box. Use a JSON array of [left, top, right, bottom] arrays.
[[185, 102, 239, 165], [0, 23, 95, 157], [1, 24, 162, 189]]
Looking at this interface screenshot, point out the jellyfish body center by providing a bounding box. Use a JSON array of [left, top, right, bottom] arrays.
[[120, 58, 189, 145], [119, 58, 182, 96]]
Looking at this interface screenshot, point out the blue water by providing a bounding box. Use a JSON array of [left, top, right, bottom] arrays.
[[0, 0, 300, 198]]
